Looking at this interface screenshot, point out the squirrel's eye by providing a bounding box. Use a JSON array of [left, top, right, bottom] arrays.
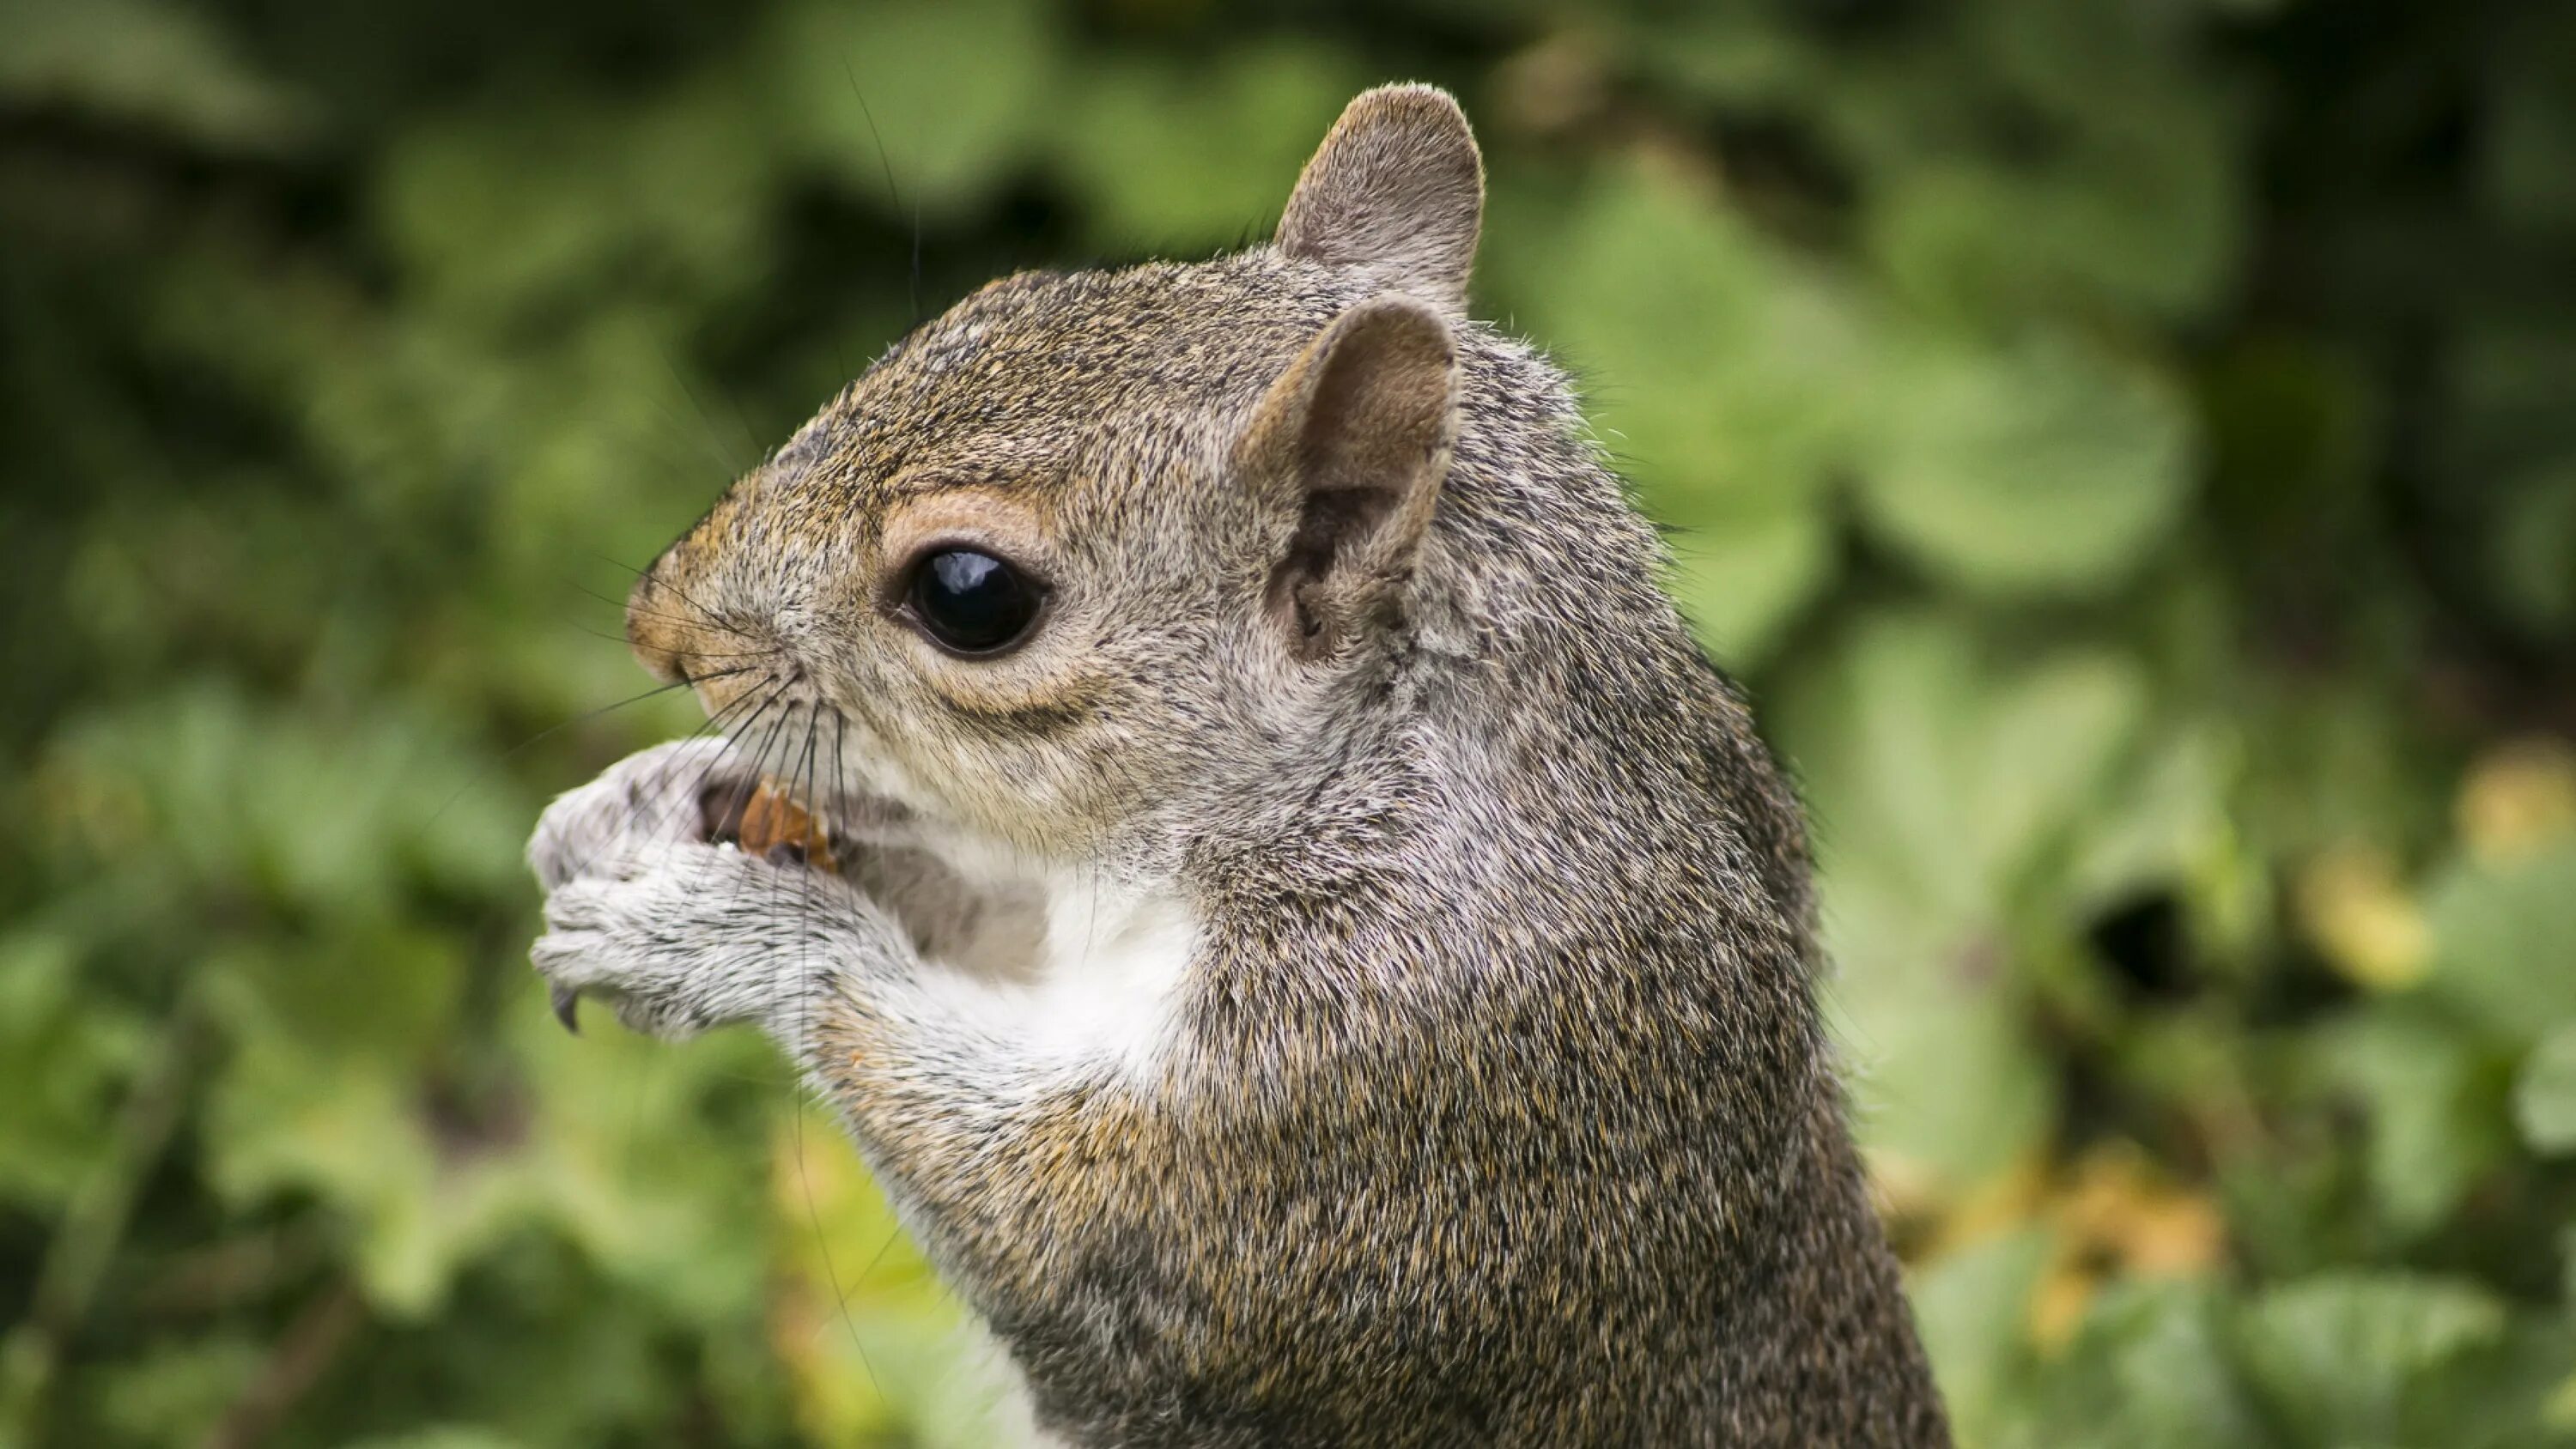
[[905, 548, 1042, 655]]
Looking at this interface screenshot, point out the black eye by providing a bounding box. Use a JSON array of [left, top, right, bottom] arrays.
[[905, 548, 1042, 655]]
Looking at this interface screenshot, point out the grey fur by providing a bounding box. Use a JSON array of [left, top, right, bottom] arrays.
[[530, 84, 1951, 1447]]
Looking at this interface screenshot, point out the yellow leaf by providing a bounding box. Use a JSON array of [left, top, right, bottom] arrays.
[[2028, 1145, 2227, 1352], [2057, 1144, 2225, 1278], [2458, 738, 2576, 864], [2295, 844, 2431, 989], [2027, 1258, 2099, 1352], [763, 1112, 956, 1445]]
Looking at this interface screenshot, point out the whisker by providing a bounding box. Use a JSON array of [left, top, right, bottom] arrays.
[[557, 621, 780, 665], [578, 577, 751, 635], [563, 621, 642, 650], [829, 708, 852, 856], [552, 680, 779, 887], [661, 643, 789, 665], [420, 671, 749, 835], [698, 693, 800, 885], [574, 585, 770, 645], [782, 701, 880, 1398], [654, 343, 756, 478], [634, 683, 788, 882], [721, 699, 802, 912], [841, 58, 919, 325], [562, 574, 767, 642], [587, 552, 755, 641]]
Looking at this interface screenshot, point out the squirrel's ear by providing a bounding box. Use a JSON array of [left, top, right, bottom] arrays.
[[1236, 295, 1460, 658], [1278, 83, 1483, 314]]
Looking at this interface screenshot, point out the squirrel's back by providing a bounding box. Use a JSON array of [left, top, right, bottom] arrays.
[[1121, 321, 1943, 1445]]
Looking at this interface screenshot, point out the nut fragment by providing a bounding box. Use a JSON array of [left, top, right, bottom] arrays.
[[736, 777, 839, 874]]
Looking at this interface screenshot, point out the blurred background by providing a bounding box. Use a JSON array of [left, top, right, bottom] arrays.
[[3, 0, 2573, 1444]]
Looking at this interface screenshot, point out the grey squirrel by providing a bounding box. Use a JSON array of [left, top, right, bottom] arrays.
[[529, 84, 1952, 1448]]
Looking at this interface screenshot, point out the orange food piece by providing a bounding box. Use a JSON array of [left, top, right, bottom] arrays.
[[738, 778, 838, 874]]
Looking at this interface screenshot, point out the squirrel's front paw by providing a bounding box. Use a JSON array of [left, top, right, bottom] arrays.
[[527, 737, 749, 893], [532, 842, 880, 1042]]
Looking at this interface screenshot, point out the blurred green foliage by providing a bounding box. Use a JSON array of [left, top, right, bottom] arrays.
[[3, 0, 2574, 1444]]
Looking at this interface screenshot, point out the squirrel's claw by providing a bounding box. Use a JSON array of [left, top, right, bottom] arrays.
[[550, 984, 582, 1034]]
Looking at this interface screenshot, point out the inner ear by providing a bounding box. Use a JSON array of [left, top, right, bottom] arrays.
[[1236, 296, 1460, 657]]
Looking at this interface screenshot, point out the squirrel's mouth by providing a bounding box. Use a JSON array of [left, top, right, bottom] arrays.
[[703, 776, 840, 872], [697, 775, 910, 874]]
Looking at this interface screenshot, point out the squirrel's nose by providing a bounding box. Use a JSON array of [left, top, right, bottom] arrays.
[[625, 571, 692, 685], [625, 545, 787, 726], [625, 550, 739, 688]]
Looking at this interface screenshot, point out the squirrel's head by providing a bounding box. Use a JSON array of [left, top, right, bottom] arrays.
[[629, 85, 1487, 871]]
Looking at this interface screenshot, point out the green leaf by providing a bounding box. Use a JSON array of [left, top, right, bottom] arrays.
[[1527, 167, 1876, 512], [1051, 43, 1365, 252], [374, 83, 774, 326], [2306, 1004, 2516, 1235], [339, 1432, 524, 1449], [1783, 614, 2145, 1183], [759, 0, 1058, 217], [87, 1336, 264, 1446], [0, 932, 144, 1209], [2062, 724, 2236, 917], [2404, 1312, 2576, 1449], [1856, 328, 2193, 597], [1631, 11, 1826, 109], [503, 998, 775, 1323], [2486, 458, 2576, 638], [2482, 11, 2576, 234], [1664, 506, 1835, 667], [2003, 1280, 2269, 1449], [2423, 842, 2576, 1045], [2232, 1273, 2508, 1447], [0, 0, 306, 149], [46, 688, 525, 927], [205, 929, 463, 1066], [1497, 161, 1879, 658], [200, 1026, 448, 1313], [1789, 614, 2148, 916], [1868, 125, 2239, 327], [1832, 920, 2052, 1194], [2515, 1023, 2576, 1155], [203, 989, 780, 1321], [1908, 1227, 2050, 1442]]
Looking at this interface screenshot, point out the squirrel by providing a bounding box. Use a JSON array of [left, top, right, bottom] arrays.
[[528, 84, 1952, 1448]]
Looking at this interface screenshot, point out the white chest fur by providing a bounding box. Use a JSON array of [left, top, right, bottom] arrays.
[[904, 847, 1199, 1081]]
